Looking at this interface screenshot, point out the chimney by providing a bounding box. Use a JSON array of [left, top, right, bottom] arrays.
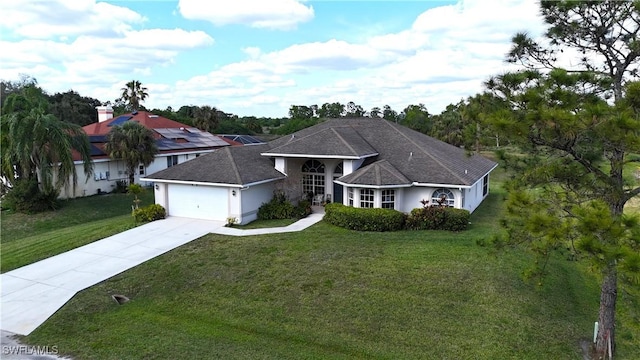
[[96, 105, 114, 122]]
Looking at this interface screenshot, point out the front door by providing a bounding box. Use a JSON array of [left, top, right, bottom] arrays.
[[333, 182, 343, 204]]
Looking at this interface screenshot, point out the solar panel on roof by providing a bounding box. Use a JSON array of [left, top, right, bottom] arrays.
[[107, 115, 132, 127], [221, 135, 264, 145], [89, 135, 107, 143], [90, 144, 105, 156]]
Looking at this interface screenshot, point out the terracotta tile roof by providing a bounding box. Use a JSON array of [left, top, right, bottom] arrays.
[[83, 111, 189, 136], [77, 111, 229, 161]]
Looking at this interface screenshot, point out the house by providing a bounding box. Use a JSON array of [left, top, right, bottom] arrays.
[[142, 118, 498, 224], [60, 106, 230, 198]]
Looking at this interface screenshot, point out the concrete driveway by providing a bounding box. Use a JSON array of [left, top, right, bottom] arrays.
[[1, 212, 324, 337]]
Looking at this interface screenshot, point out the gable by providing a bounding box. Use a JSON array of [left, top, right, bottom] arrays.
[[145, 144, 285, 186], [264, 126, 377, 159], [268, 118, 497, 186]]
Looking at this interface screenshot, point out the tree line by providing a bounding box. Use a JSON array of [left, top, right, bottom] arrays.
[[1, 77, 509, 152]]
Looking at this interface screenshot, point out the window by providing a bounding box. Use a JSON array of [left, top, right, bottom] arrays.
[[347, 188, 354, 206], [167, 155, 178, 167], [360, 189, 374, 208], [382, 189, 395, 209], [302, 159, 324, 173], [482, 174, 489, 196], [302, 160, 325, 196], [138, 165, 144, 176], [432, 188, 455, 207], [334, 162, 343, 176]]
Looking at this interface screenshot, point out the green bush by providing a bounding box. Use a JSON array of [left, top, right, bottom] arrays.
[[258, 191, 311, 220], [324, 203, 406, 232], [405, 206, 470, 231], [133, 204, 166, 223], [2, 179, 60, 213]]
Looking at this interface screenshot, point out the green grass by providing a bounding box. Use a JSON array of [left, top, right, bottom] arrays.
[[23, 190, 636, 359], [1, 215, 138, 272], [1, 191, 154, 272], [234, 218, 298, 229]]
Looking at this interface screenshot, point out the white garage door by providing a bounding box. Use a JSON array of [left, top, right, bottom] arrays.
[[167, 184, 228, 220]]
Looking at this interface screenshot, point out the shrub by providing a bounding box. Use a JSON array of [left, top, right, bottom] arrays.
[[114, 180, 128, 193], [324, 203, 406, 232], [2, 179, 60, 213], [257, 191, 311, 220], [133, 204, 166, 223], [405, 206, 470, 231]]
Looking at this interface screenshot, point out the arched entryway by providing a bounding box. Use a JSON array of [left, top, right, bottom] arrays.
[[301, 159, 325, 200]]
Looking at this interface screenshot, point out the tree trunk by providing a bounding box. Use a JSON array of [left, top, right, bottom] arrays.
[[595, 265, 617, 359], [475, 122, 481, 153]]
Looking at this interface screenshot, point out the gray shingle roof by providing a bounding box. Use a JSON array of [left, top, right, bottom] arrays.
[[148, 118, 497, 188], [269, 118, 496, 186], [145, 144, 284, 185], [337, 160, 411, 186], [264, 126, 377, 158]]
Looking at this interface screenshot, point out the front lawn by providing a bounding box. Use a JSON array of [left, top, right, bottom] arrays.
[[234, 218, 298, 229], [24, 191, 630, 359], [1, 191, 154, 272]]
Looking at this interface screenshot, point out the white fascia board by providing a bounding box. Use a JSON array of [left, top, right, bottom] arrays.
[[140, 178, 244, 188], [467, 163, 500, 188], [242, 176, 287, 188], [158, 149, 216, 157], [412, 182, 471, 189], [260, 153, 378, 160], [333, 180, 413, 189]]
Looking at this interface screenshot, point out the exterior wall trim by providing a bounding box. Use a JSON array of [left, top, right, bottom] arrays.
[[260, 153, 378, 160]]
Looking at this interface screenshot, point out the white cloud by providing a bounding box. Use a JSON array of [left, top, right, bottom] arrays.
[[0, 0, 214, 104], [178, 0, 314, 30], [0, 0, 146, 38], [168, 0, 546, 117], [1, 0, 548, 118]]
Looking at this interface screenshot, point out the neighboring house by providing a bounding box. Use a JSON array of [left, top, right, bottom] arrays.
[[60, 106, 230, 198], [143, 118, 498, 224]]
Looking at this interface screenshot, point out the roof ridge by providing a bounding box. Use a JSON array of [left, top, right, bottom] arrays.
[[225, 147, 243, 184], [383, 120, 467, 184], [330, 127, 359, 156], [378, 160, 409, 183]]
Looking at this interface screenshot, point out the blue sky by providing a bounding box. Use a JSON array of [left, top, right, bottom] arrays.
[[0, 0, 546, 117]]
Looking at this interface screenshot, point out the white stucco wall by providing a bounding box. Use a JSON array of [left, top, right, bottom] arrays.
[[61, 149, 216, 199], [400, 187, 464, 213], [238, 182, 278, 224], [462, 174, 489, 213], [59, 159, 129, 198]]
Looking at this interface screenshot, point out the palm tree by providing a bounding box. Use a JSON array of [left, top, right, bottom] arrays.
[[193, 105, 219, 133], [105, 121, 158, 185], [118, 80, 148, 111], [1, 85, 93, 197]]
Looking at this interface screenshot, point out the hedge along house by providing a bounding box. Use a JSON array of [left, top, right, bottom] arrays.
[[60, 106, 231, 198], [143, 118, 497, 224]]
